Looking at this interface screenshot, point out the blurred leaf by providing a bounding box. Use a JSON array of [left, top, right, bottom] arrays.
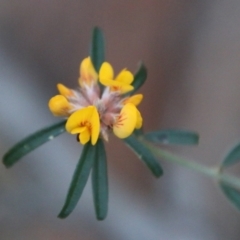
[[3, 120, 66, 168], [133, 127, 144, 137], [220, 181, 240, 211], [92, 139, 108, 220], [144, 129, 199, 145], [90, 27, 105, 73], [124, 135, 163, 178], [58, 142, 96, 219], [222, 142, 240, 168], [128, 63, 147, 95]]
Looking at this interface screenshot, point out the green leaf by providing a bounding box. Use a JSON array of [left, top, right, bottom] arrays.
[[90, 27, 105, 73], [222, 142, 240, 168], [220, 182, 240, 211], [144, 129, 199, 145], [133, 127, 144, 137], [92, 139, 108, 220], [124, 135, 163, 178], [128, 63, 147, 95], [58, 142, 96, 219], [3, 120, 66, 168]]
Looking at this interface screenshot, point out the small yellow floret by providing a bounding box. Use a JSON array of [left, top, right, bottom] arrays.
[[113, 103, 137, 138], [48, 95, 72, 116], [79, 57, 98, 87], [99, 62, 134, 94], [66, 106, 100, 145]]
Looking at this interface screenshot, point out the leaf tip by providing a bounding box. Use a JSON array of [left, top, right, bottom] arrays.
[[2, 157, 12, 168], [57, 210, 69, 219], [155, 169, 164, 178], [96, 215, 107, 221]]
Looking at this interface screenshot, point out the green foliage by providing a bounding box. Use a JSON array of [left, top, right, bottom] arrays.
[[58, 142, 96, 219], [6, 26, 234, 221], [3, 120, 66, 168], [128, 63, 147, 95], [92, 139, 108, 220], [222, 142, 240, 168], [144, 129, 199, 145], [90, 27, 105, 73], [220, 181, 240, 211], [124, 135, 163, 178]]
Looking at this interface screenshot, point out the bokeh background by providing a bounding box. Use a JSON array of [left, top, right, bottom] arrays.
[[1, 1, 240, 239]]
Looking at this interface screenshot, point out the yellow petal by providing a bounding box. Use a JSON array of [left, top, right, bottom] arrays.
[[135, 108, 143, 129], [66, 106, 93, 133], [111, 82, 134, 94], [65, 106, 100, 145], [90, 107, 100, 145], [48, 95, 72, 116], [57, 83, 74, 97], [99, 78, 114, 87], [115, 69, 134, 84], [123, 94, 143, 106], [113, 103, 137, 138], [99, 62, 114, 81], [79, 57, 98, 86], [79, 129, 91, 145], [100, 79, 134, 94], [71, 126, 86, 134]]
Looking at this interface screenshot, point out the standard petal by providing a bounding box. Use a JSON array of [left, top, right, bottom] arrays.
[[99, 62, 114, 81], [79, 57, 98, 86], [48, 95, 72, 116], [113, 103, 137, 138], [115, 69, 134, 84], [123, 94, 143, 106], [57, 83, 74, 97]]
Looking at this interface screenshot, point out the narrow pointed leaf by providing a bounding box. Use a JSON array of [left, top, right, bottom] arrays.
[[92, 139, 108, 220], [220, 182, 240, 211], [222, 142, 240, 168], [58, 142, 96, 219], [124, 135, 163, 178], [128, 63, 147, 95], [3, 120, 66, 168], [90, 27, 105, 73], [144, 129, 199, 145]]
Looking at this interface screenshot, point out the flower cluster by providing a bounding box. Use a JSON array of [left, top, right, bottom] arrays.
[[48, 57, 143, 145], [3, 27, 203, 221]]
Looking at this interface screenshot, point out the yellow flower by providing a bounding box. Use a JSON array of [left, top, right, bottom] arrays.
[[48, 95, 72, 116], [79, 57, 98, 87], [66, 106, 100, 145], [49, 57, 143, 145], [113, 103, 142, 138], [99, 62, 134, 94]]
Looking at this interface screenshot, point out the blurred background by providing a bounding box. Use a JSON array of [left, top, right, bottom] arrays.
[[0, 0, 240, 239]]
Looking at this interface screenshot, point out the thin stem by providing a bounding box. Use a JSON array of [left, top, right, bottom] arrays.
[[140, 138, 240, 190]]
